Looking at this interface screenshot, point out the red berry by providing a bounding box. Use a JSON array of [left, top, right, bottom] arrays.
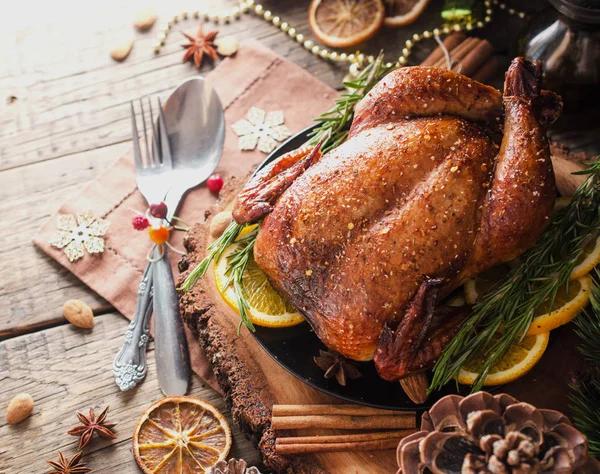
[[132, 214, 150, 231], [149, 202, 168, 219], [207, 174, 224, 193]]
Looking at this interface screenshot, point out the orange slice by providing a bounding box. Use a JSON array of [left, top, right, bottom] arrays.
[[464, 263, 512, 305], [571, 236, 600, 280], [458, 332, 549, 386], [308, 0, 385, 48], [214, 226, 305, 328], [553, 196, 571, 211], [526, 275, 592, 336], [384, 0, 431, 27], [465, 266, 591, 336], [133, 397, 231, 474]]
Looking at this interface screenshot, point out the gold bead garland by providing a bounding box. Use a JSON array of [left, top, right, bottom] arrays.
[[153, 0, 527, 68]]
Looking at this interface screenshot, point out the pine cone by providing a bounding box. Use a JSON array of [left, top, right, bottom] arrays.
[[397, 392, 600, 474], [207, 459, 262, 474]]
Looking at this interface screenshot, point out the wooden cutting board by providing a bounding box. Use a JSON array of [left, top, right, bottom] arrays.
[[178, 177, 586, 474]]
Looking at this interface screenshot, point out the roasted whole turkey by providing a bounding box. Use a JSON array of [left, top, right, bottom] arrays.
[[233, 58, 562, 381]]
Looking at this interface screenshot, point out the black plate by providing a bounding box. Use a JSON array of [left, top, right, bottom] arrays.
[[248, 126, 466, 410]]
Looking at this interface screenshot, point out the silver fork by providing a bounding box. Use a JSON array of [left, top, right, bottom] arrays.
[[132, 98, 173, 205], [113, 98, 180, 392]]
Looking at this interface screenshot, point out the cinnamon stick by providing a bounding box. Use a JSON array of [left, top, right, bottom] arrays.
[[271, 414, 416, 430], [272, 404, 413, 417], [275, 438, 401, 455], [472, 56, 500, 84], [276, 430, 414, 445], [432, 37, 480, 69], [458, 39, 494, 77], [420, 32, 466, 66]]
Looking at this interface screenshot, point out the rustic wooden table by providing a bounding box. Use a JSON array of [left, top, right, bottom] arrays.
[[0, 1, 546, 472]]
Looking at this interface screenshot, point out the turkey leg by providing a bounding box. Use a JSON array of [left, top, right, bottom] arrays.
[[466, 58, 562, 272]]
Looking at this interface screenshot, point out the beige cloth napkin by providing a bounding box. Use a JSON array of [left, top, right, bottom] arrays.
[[34, 40, 336, 392]]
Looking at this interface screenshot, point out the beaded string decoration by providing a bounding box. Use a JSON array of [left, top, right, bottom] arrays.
[[153, 0, 526, 69]]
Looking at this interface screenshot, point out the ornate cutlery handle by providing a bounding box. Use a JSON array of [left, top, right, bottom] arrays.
[[153, 246, 190, 396], [112, 263, 153, 391]]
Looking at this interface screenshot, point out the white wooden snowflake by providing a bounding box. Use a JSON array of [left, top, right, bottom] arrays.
[[231, 107, 291, 154], [49, 210, 110, 262]]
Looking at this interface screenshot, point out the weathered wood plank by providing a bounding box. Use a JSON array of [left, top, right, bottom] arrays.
[[0, 312, 261, 473], [0, 1, 344, 171], [0, 144, 130, 338]]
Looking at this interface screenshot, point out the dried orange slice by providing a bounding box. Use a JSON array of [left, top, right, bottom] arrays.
[[308, 0, 385, 48], [384, 0, 431, 27], [133, 397, 231, 474]]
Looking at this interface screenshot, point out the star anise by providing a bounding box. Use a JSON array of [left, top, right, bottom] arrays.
[[47, 451, 91, 474], [67, 406, 117, 450], [181, 26, 219, 68], [314, 349, 362, 386]]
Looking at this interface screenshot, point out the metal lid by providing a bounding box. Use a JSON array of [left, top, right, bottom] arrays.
[[550, 0, 600, 22]]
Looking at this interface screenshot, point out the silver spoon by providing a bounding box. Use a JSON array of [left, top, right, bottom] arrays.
[[113, 77, 224, 395], [154, 77, 225, 396]]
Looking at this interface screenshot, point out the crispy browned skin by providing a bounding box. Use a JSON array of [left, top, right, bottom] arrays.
[[349, 66, 503, 138], [234, 59, 561, 377]]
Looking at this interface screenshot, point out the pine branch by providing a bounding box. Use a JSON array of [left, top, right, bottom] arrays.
[[574, 270, 600, 367], [431, 158, 600, 393], [569, 271, 600, 457], [569, 372, 600, 458]]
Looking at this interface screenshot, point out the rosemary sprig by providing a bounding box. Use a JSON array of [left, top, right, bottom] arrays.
[[224, 226, 259, 333], [431, 158, 600, 393], [569, 271, 600, 457], [308, 54, 393, 154], [179, 220, 257, 331]]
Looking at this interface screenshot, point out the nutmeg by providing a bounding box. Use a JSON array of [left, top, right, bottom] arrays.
[[6, 393, 34, 424]]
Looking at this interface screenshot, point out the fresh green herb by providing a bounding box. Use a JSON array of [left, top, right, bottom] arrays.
[[179, 220, 243, 291], [308, 54, 394, 154], [431, 158, 600, 393], [179, 220, 258, 332], [569, 271, 600, 458], [224, 226, 259, 333]]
